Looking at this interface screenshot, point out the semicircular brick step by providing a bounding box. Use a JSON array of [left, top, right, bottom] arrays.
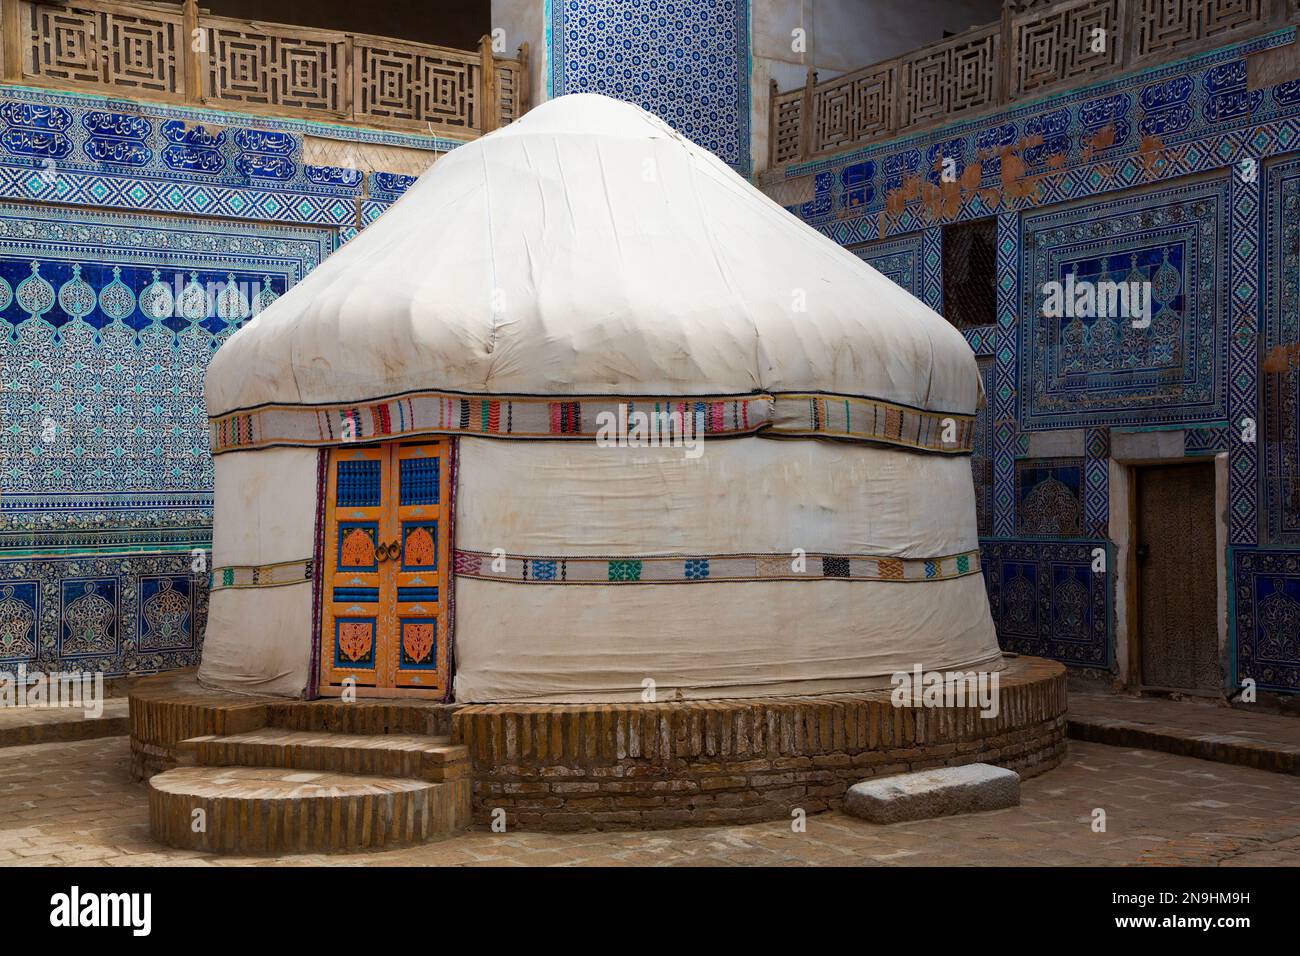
[[149, 765, 466, 854], [150, 729, 471, 853]]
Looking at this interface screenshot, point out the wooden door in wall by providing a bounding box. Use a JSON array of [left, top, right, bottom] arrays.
[[320, 441, 451, 698], [1136, 462, 1220, 694]]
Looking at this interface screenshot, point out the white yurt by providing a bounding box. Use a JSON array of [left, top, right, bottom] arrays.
[[199, 93, 1001, 703]]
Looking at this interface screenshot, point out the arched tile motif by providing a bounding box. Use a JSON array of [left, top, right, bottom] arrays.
[[60, 580, 117, 658], [140, 576, 191, 650], [0, 583, 37, 660]]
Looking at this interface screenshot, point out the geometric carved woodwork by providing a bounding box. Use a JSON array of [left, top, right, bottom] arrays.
[[768, 0, 1275, 166], [814, 61, 894, 154], [901, 25, 1000, 128], [14, 0, 521, 134], [942, 217, 999, 330], [771, 89, 803, 166], [355, 38, 480, 131], [204, 18, 344, 114], [1012, 0, 1122, 97], [26, 0, 183, 97], [1134, 0, 1265, 63], [496, 59, 520, 127], [321, 441, 450, 699]]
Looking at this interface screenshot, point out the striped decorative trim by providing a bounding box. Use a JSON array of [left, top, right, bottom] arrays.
[[209, 390, 975, 455], [212, 394, 763, 452], [769, 394, 974, 453], [452, 549, 980, 584], [209, 558, 314, 590]]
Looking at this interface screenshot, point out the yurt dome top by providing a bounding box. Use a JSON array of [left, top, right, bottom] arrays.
[[205, 94, 980, 454]]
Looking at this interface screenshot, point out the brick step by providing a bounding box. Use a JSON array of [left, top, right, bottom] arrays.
[[1066, 716, 1300, 776], [148, 765, 471, 853], [267, 699, 455, 737], [177, 728, 468, 781], [0, 698, 129, 748]]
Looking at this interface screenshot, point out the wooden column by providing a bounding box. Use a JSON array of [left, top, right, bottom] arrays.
[[182, 0, 201, 103], [998, 0, 1011, 105], [767, 77, 778, 171], [342, 32, 354, 121], [798, 68, 816, 161], [3, 0, 24, 83], [478, 34, 498, 134], [517, 40, 530, 116]]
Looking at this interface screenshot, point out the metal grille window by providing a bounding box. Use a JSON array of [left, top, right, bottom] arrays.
[[942, 218, 997, 329]]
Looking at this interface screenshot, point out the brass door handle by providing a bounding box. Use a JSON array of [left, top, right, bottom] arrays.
[[377, 541, 400, 563]]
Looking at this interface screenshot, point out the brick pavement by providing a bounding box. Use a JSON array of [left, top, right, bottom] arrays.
[[0, 736, 1297, 866]]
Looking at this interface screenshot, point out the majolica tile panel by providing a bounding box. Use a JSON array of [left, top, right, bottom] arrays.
[[1018, 176, 1228, 432]]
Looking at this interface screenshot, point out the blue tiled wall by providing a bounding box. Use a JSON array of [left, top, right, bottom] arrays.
[[0, 86, 441, 678], [549, 0, 751, 174], [774, 28, 1300, 692]]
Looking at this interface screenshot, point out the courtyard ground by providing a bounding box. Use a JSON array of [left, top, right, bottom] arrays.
[[0, 735, 1296, 866]]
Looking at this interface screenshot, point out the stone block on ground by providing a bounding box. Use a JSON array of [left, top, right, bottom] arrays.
[[843, 763, 1020, 824]]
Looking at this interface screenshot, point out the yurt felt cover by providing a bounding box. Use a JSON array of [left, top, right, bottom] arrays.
[[206, 94, 980, 452]]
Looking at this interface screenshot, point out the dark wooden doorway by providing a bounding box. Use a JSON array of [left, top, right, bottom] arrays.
[[1135, 462, 1220, 693]]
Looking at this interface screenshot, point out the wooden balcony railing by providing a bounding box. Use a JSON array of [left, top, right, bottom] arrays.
[[0, 0, 528, 136], [770, 0, 1286, 168]]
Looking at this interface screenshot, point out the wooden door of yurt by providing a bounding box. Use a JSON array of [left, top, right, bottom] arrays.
[[320, 440, 451, 698]]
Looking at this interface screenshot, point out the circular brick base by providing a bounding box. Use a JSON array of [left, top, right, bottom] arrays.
[[451, 656, 1067, 831], [130, 657, 1067, 833]]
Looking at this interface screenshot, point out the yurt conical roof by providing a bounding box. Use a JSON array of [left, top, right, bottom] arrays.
[[205, 94, 980, 446]]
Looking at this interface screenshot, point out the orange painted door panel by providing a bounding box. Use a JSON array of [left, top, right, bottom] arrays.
[[390, 442, 451, 691], [320, 441, 449, 698]]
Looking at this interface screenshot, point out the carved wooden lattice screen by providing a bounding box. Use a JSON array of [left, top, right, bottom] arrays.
[[900, 25, 1000, 128], [1011, 0, 1124, 97], [770, 88, 803, 166], [942, 217, 999, 330], [767, 0, 1283, 166], [202, 17, 346, 116], [812, 61, 895, 155], [8, 0, 526, 135], [1133, 0, 1269, 63], [23, 0, 184, 99], [354, 37, 480, 132], [496, 58, 520, 127]]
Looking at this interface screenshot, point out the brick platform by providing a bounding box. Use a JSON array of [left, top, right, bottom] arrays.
[[128, 657, 1067, 834], [452, 656, 1067, 830]]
